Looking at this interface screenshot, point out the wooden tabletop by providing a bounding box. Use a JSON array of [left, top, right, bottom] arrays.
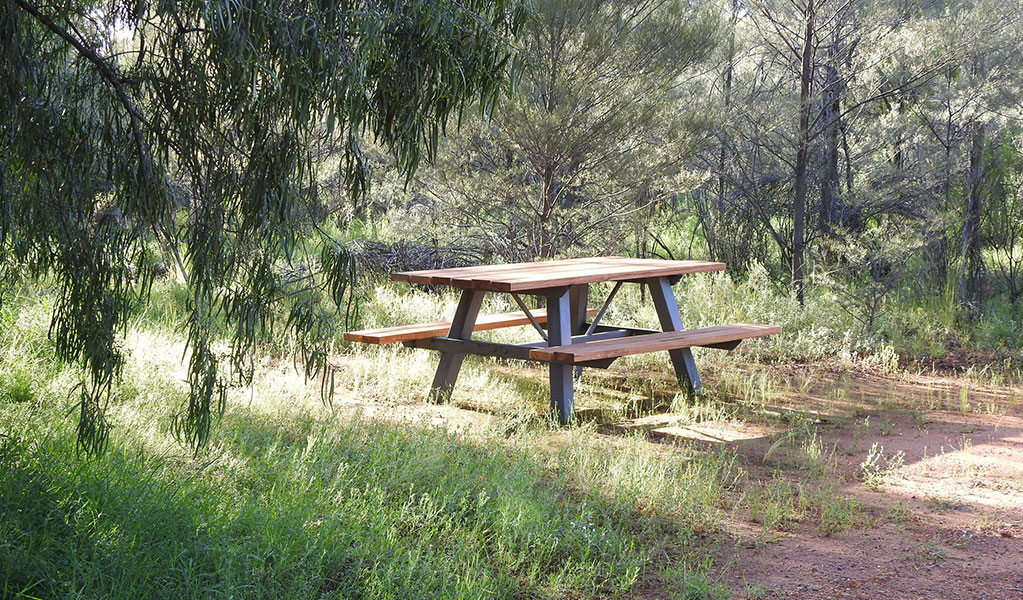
[[391, 257, 726, 292]]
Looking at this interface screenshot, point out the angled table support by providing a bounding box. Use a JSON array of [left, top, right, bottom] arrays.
[[569, 284, 590, 380], [646, 277, 702, 394], [428, 289, 484, 403], [569, 285, 590, 334]]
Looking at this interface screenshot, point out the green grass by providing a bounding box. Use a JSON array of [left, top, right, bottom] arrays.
[[3, 264, 1008, 599], [0, 411, 664, 599], [0, 288, 733, 600], [744, 474, 801, 532]]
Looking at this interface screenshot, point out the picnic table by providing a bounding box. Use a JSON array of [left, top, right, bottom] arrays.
[[344, 257, 780, 422]]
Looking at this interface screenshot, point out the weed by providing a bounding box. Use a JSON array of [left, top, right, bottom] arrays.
[[878, 417, 895, 436], [887, 502, 915, 524], [946, 529, 975, 549], [974, 513, 1004, 533], [815, 492, 862, 535], [906, 540, 948, 566], [744, 580, 772, 599], [664, 556, 729, 600], [926, 494, 963, 512], [853, 415, 871, 439], [956, 435, 974, 453], [745, 474, 801, 532], [0, 366, 36, 404], [859, 443, 906, 491]]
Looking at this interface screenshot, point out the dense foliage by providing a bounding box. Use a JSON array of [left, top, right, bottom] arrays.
[[5, 0, 1023, 453], [377, 0, 1023, 345], [417, 0, 719, 261], [0, 0, 526, 452]]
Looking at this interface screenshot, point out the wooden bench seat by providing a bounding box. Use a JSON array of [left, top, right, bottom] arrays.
[[344, 308, 599, 344], [528, 324, 781, 363]]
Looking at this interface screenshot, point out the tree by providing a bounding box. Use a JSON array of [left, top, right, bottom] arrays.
[[740, 0, 938, 298], [909, 0, 1023, 312], [697, 0, 1021, 305], [986, 136, 1023, 305], [412, 0, 719, 262], [0, 0, 527, 453]]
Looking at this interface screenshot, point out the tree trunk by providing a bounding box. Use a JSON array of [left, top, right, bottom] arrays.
[[711, 55, 732, 259], [538, 164, 556, 259], [959, 56, 987, 314], [715, 0, 738, 218], [959, 118, 986, 313], [791, 0, 815, 302], [924, 68, 957, 291], [818, 37, 841, 249], [708, 0, 740, 263], [923, 140, 953, 291]]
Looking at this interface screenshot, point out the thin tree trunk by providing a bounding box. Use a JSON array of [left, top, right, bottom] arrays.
[[959, 56, 987, 314], [792, 0, 816, 302], [539, 164, 556, 259], [713, 0, 738, 262], [924, 139, 953, 291], [819, 37, 841, 249], [960, 118, 986, 313], [925, 68, 957, 291], [712, 63, 732, 259]]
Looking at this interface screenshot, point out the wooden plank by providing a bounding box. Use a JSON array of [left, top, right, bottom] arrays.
[[528, 324, 781, 363], [391, 257, 726, 291], [405, 328, 646, 363], [472, 260, 726, 292], [392, 256, 624, 281], [392, 258, 588, 285], [343, 308, 600, 344], [404, 337, 535, 361], [515, 328, 638, 349]]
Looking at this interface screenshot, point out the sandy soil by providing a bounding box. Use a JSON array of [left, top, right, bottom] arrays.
[[719, 409, 1023, 599], [711, 372, 1023, 600]]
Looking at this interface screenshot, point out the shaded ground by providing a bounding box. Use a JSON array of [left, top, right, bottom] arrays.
[[333, 357, 1023, 600]]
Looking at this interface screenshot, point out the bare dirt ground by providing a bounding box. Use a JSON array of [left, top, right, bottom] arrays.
[[331, 360, 1023, 600], [714, 372, 1023, 600]]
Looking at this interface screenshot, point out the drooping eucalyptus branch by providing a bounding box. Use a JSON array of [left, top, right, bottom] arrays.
[[0, 0, 527, 454]]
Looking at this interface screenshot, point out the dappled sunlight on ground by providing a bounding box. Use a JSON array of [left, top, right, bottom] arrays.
[[324, 351, 1023, 600], [607, 414, 786, 446], [705, 369, 1023, 600]]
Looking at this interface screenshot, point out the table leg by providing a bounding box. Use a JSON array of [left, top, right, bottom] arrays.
[[569, 284, 589, 334], [646, 277, 702, 394], [428, 289, 485, 403], [569, 284, 589, 380], [547, 287, 574, 423]]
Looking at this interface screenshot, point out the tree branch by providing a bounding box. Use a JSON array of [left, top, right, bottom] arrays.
[[13, 0, 158, 189]]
